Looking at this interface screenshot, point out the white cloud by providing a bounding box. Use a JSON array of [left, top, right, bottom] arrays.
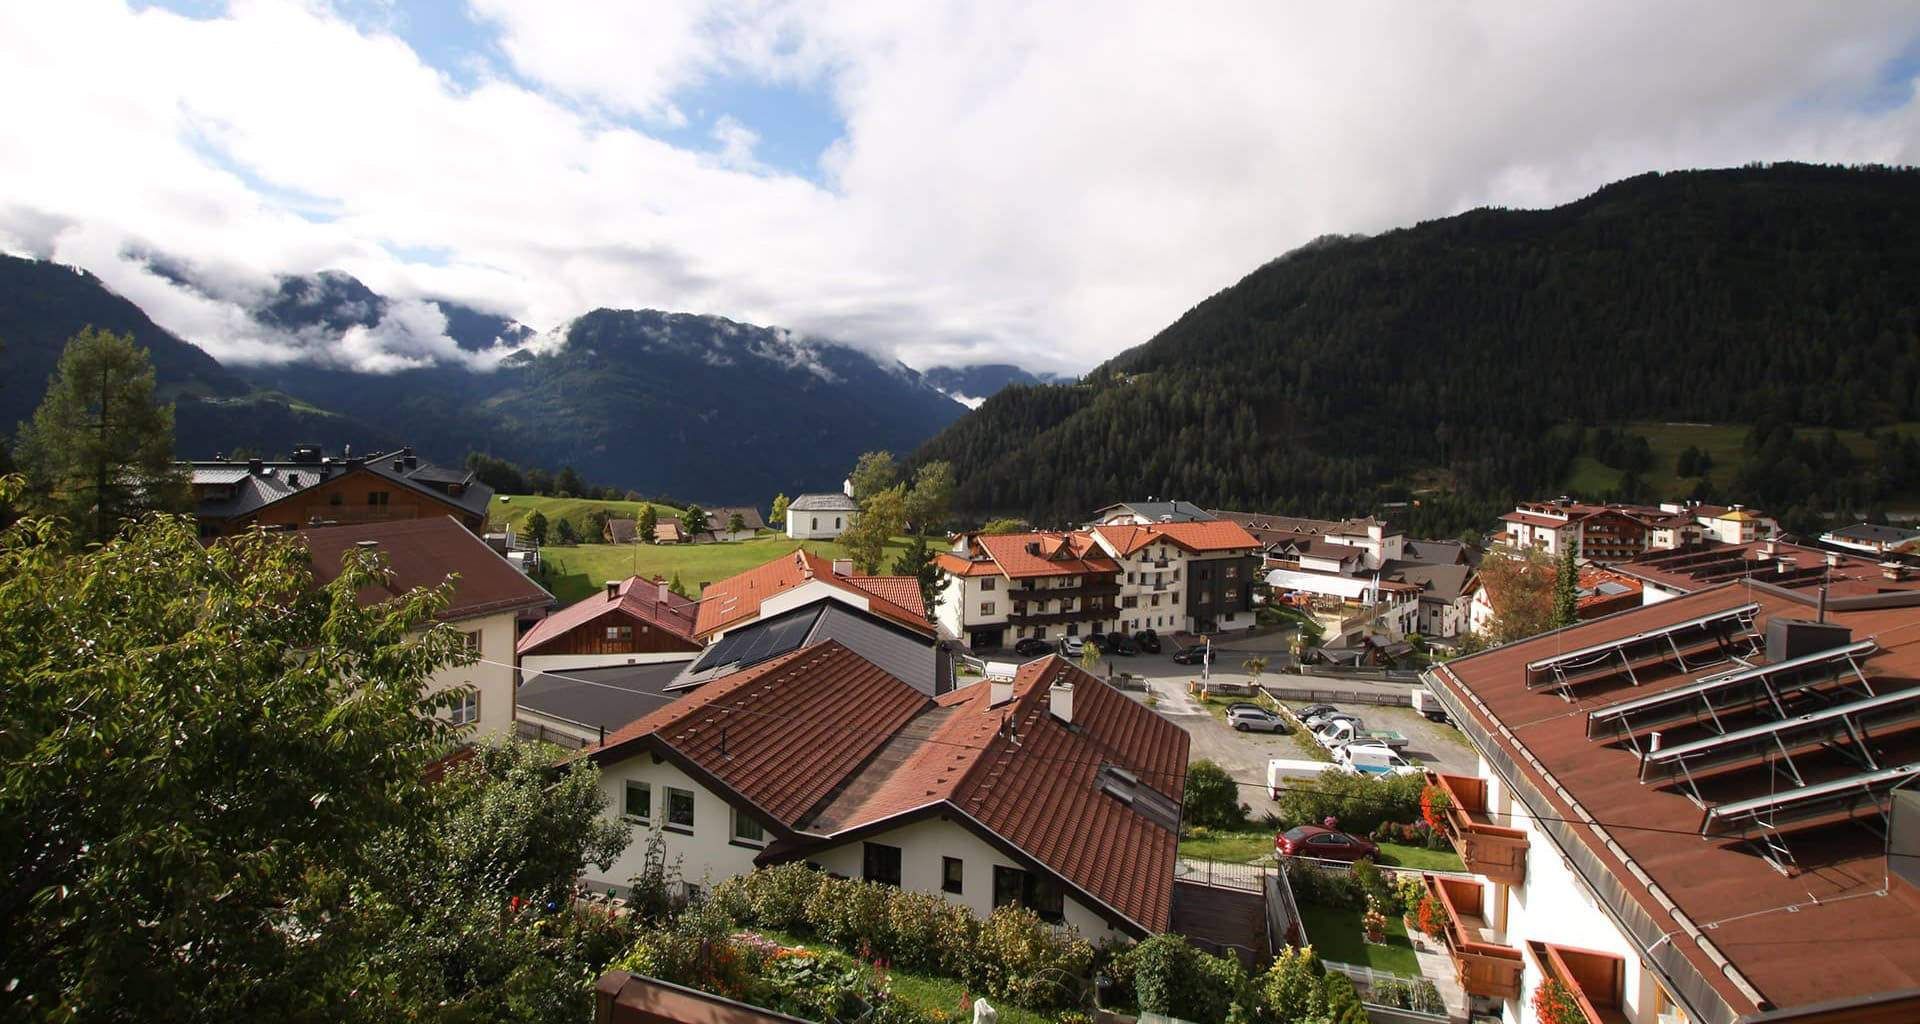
[[1, 0, 1918, 377]]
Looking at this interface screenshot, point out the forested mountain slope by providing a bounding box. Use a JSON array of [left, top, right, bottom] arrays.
[[914, 164, 1920, 528]]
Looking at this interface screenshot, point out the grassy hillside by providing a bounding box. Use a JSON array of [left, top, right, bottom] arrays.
[[487, 494, 685, 532], [1562, 421, 1920, 508], [532, 534, 920, 605]]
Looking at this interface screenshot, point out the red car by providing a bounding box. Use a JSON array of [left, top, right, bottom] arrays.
[[1275, 825, 1380, 862]]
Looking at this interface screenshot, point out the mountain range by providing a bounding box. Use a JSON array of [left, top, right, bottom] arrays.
[[910, 163, 1920, 531], [0, 256, 967, 503], [919, 364, 1075, 407]]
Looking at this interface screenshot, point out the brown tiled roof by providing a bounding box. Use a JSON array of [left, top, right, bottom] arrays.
[[818, 658, 1187, 932], [517, 575, 700, 654], [604, 518, 639, 543], [693, 549, 931, 638], [846, 575, 926, 619], [1616, 540, 1920, 598], [972, 532, 1121, 578], [1432, 585, 1920, 1016], [1091, 521, 1261, 556], [299, 515, 553, 622], [586, 641, 932, 826], [934, 552, 1001, 577]]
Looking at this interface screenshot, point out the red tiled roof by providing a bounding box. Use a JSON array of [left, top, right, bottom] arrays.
[[972, 532, 1121, 578], [693, 549, 932, 638], [586, 641, 932, 825], [1616, 540, 1920, 598], [1500, 511, 1567, 529], [299, 515, 553, 622], [934, 552, 1001, 577], [1433, 586, 1920, 1016], [516, 575, 700, 655], [846, 575, 926, 619], [1092, 521, 1261, 556]]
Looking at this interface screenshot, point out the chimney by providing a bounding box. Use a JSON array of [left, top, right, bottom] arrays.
[[604, 580, 621, 601], [355, 539, 379, 550], [1049, 678, 1074, 726], [990, 680, 1014, 706], [1766, 618, 1852, 663], [247, 458, 264, 475], [1762, 540, 1777, 556], [831, 558, 854, 578], [1884, 561, 1910, 582], [656, 576, 670, 603]]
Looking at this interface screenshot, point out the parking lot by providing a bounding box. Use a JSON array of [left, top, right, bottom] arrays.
[[986, 632, 1478, 818]]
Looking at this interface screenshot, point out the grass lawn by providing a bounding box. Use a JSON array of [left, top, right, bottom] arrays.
[[488, 493, 684, 532], [749, 930, 1053, 1024], [1179, 827, 1274, 864], [1295, 903, 1420, 976], [1374, 842, 1464, 872], [533, 534, 920, 605]]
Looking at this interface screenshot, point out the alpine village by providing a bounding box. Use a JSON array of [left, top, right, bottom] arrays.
[[5, 8, 1920, 1024]]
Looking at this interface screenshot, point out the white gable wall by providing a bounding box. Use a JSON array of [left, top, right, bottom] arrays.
[[586, 752, 770, 893], [808, 815, 1131, 945]]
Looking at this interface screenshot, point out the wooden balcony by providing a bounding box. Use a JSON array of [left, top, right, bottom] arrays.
[[1423, 874, 1523, 1001], [1427, 771, 1529, 885], [1525, 941, 1629, 1024]]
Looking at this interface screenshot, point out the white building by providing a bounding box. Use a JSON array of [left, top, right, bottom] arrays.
[[933, 531, 1122, 650], [1086, 520, 1263, 635], [784, 492, 861, 540], [300, 515, 554, 742], [1420, 584, 1920, 1024], [579, 647, 1188, 942], [1818, 521, 1920, 556]]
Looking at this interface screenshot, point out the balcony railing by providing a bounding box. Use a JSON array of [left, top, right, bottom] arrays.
[[1525, 941, 1630, 1024], [1422, 874, 1523, 1000], [1007, 608, 1111, 626], [1426, 771, 1529, 885], [1012, 581, 1121, 600]]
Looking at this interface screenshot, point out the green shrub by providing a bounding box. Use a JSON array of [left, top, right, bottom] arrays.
[[1285, 860, 1363, 908], [803, 876, 894, 953], [712, 862, 825, 932], [1185, 759, 1248, 830], [1370, 976, 1411, 1008], [1351, 858, 1397, 914], [1276, 771, 1423, 836], [885, 887, 976, 974], [1411, 978, 1445, 1014], [1257, 945, 1327, 1022], [1129, 934, 1239, 1024], [1321, 971, 1370, 1024], [971, 904, 1094, 1011]]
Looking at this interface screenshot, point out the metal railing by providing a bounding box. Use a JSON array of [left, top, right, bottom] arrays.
[[1175, 857, 1273, 892]]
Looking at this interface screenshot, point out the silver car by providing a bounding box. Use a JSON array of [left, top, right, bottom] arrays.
[[1229, 707, 1289, 733]]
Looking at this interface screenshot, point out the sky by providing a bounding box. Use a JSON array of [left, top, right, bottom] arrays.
[[3, 1, 1920, 375]]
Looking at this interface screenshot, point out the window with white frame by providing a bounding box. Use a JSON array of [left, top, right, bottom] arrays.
[[980, 602, 995, 616], [450, 690, 479, 726], [731, 808, 766, 847], [665, 787, 696, 832], [623, 781, 652, 822]]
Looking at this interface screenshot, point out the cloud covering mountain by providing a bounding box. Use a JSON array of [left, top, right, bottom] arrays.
[[2, 1, 1919, 376]]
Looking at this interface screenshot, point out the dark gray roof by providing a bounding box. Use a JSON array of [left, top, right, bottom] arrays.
[[1826, 522, 1920, 544], [1400, 539, 1480, 567], [788, 492, 860, 512], [1093, 500, 1215, 523], [515, 660, 693, 736], [1382, 559, 1473, 602], [187, 448, 492, 522], [667, 598, 948, 695]]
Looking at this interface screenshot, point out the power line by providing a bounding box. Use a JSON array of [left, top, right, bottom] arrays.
[[480, 654, 1867, 843]]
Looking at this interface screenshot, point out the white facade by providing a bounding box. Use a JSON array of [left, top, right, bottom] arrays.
[[588, 752, 770, 893], [934, 572, 1010, 640], [1109, 542, 1185, 634], [809, 815, 1129, 945], [1465, 753, 1695, 1024], [1323, 521, 1403, 570], [431, 609, 523, 743], [787, 506, 857, 540], [587, 753, 1130, 943]]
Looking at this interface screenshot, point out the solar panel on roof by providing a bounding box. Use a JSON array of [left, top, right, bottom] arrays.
[[1701, 761, 1920, 840], [1641, 685, 1920, 793], [1525, 603, 1758, 697], [1586, 639, 1878, 745]]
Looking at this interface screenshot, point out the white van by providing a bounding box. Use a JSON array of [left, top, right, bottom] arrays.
[[1340, 743, 1421, 776]]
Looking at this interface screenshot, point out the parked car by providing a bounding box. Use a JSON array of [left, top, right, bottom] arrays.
[[1296, 703, 1340, 721], [1340, 743, 1422, 776], [1171, 645, 1207, 665], [1059, 636, 1086, 657], [1318, 719, 1411, 751], [1134, 630, 1163, 653], [1013, 637, 1053, 657], [1226, 701, 1267, 715], [1275, 825, 1380, 862], [1305, 710, 1365, 731], [1228, 707, 1289, 734], [1411, 686, 1452, 724], [1108, 634, 1139, 656]]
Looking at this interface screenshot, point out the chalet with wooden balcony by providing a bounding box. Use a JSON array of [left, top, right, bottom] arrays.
[[934, 531, 1122, 651], [1425, 771, 1528, 885], [1422, 873, 1523, 1001]]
